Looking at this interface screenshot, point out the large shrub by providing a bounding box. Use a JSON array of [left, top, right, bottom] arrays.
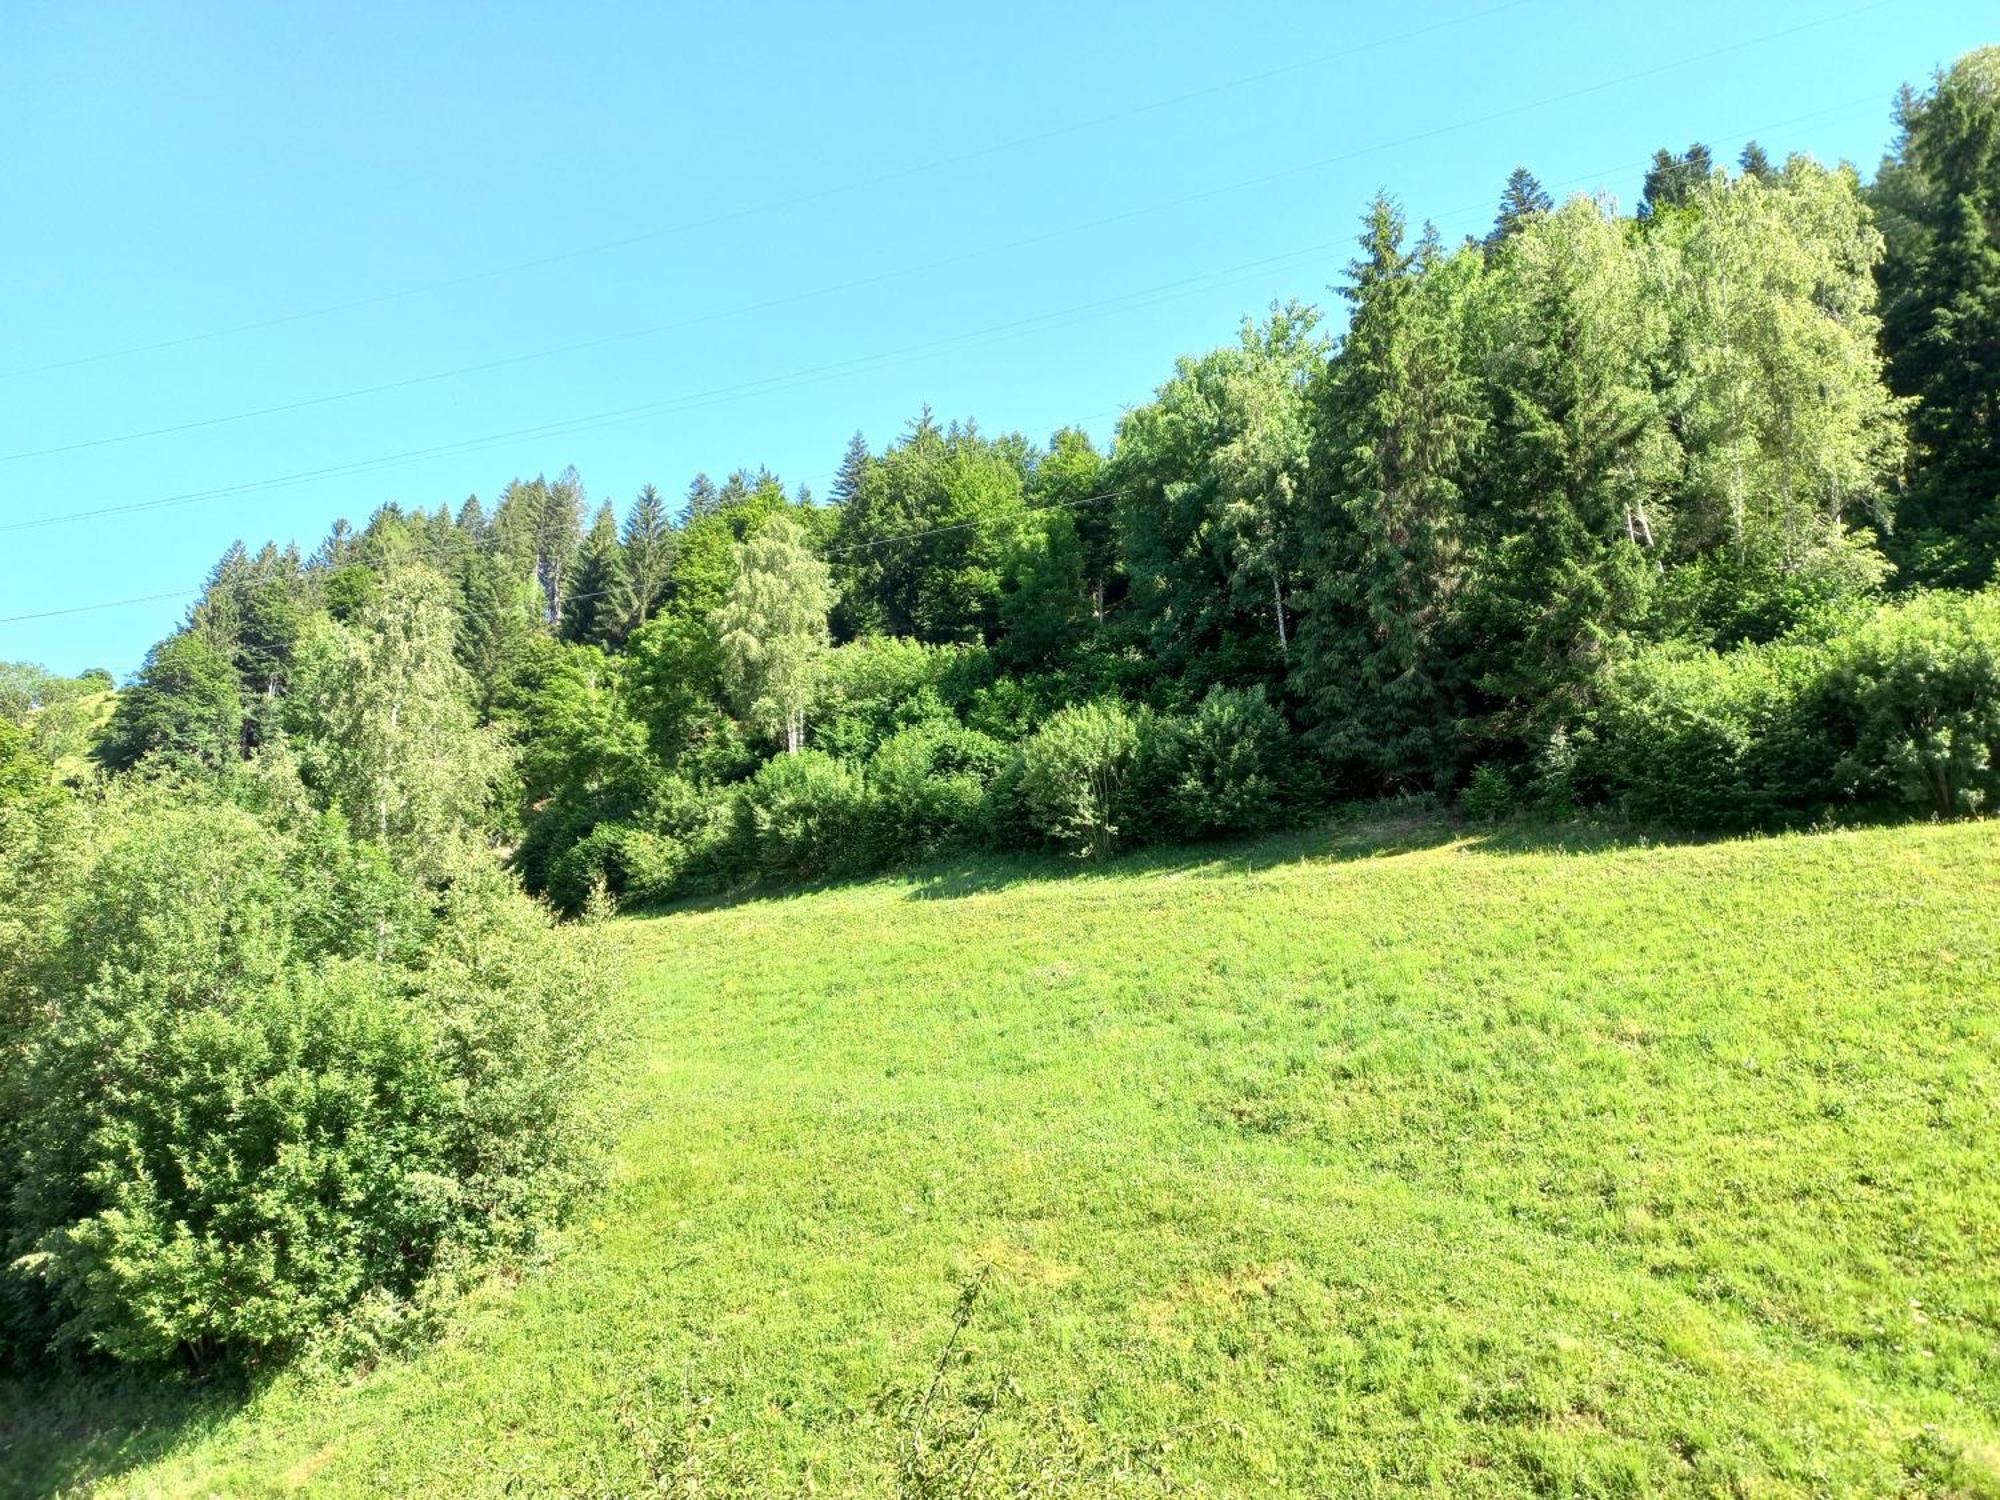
[[864, 719, 1007, 863], [1018, 700, 1140, 858], [0, 780, 610, 1369], [739, 750, 868, 881], [1816, 590, 2000, 815], [1582, 590, 2000, 825], [1136, 685, 1294, 841], [814, 638, 988, 760], [1584, 638, 1831, 829]]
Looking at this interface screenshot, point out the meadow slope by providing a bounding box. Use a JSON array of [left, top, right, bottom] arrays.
[[7, 815, 1999, 1497]]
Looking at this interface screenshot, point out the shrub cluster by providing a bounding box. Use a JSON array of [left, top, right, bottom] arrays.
[[1576, 590, 2000, 826], [0, 774, 612, 1369]]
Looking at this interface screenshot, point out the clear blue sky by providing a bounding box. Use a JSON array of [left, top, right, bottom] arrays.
[[3, 0, 1992, 676]]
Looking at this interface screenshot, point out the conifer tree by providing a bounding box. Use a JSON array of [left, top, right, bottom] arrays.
[[612, 484, 675, 637], [561, 502, 622, 645], [1485, 167, 1553, 253], [1298, 197, 1485, 787]]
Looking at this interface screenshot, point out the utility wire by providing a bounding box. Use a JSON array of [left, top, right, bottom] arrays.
[[0, 242, 1332, 534], [0, 89, 1888, 625], [0, 0, 1539, 383], [0, 0, 1888, 467], [0, 488, 1136, 628], [0, 88, 1882, 542]]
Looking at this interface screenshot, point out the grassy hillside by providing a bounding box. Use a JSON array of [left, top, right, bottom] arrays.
[[7, 815, 1998, 1497]]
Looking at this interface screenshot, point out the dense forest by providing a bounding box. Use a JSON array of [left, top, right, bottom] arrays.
[[3, 49, 1999, 1376]]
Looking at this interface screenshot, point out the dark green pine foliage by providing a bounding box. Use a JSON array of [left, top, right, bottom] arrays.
[[93, 632, 244, 773], [682, 472, 720, 523], [1467, 198, 1672, 745], [830, 432, 872, 509], [611, 484, 675, 638], [1484, 167, 1553, 255], [188, 541, 309, 752], [1873, 48, 2000, 585], [1738, 140, 1776, 182], [1298, 199, 1484, 790], [1639, 142, 1714, 218], [561, 502, 624, 645]]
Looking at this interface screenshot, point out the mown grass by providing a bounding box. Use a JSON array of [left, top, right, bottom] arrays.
[[4, 813, 1998, 1496]]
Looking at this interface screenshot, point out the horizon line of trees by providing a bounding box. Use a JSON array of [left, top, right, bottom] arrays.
[[3, 46, 1999, 1376]]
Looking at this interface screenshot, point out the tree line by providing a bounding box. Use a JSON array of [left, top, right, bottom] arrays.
[[1, 49, 1998, 1373]]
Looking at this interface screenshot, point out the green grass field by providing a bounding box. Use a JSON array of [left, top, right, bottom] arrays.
[[6, 814, 1999, 1497]]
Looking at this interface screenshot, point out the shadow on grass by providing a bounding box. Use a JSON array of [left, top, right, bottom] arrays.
[[896, 802, 1706, 902], [628, 801, 1741, 920], [0, 1366, 252, 1499]]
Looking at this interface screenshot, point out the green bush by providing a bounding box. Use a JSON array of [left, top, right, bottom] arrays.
[[739, 750, 868, 881], [864, 720, 1007, 863], [814, 638, 989, 760], [1142, 685, 1293, 841], [546, 822, 686, 914], [1459, 763, 1516, 822], [1582, 590, 2000, 826], [1018, 700, 1140, 858], [0, 781, 610, 1369], [1585, 639, 1830, 829], [1817, 589, 2000, 815]]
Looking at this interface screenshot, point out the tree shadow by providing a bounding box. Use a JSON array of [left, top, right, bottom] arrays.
[[902, 802, 1735, 901], [621, 803, 1765, 922], [0, 1366, 251, 1499]]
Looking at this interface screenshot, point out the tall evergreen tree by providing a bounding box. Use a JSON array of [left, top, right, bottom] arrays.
[[561, 502, 622, 645], [1738, 140, 1776, 182], [1298, 197, 1485, 787], [1485, 167, 1553, 253], [612, 483, 675, 637], [1873, 47, 2000, 584], [830, 432, 872, 509], [1640, 142, 1715, 218]]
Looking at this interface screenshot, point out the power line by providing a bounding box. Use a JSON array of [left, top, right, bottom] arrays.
[[0, 240, 1333, 535], [0, 487, 1135, 628], [0, 90, 1891, 627], [0, 0, 1888, 468], [0, 87, 1883, 544], [0, 0, 1539, 384]]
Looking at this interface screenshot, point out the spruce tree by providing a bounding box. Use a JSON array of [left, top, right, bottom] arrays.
[[1297, 196, 1484, 788], [1485, 167, 1553, 253], [612, 484, 675, 638], [1874, 47, 2000, 584], [830, 432, 872, 509], [561, 502, 623, 645]]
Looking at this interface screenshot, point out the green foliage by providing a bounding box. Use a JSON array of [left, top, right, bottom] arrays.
[[94, 631, 244, 775], [1818, 588, 2000, 814], [716, 515, 834, 753], [1018, 700, 1140, 858], [1582, 590, 2000, 825], [738, 750, 867, 881], [863, 719, 1007, 862], [1137, 685, 1294, 841], [1299, 201, 1484, 789], [814, 636, 986, 759], [1873, 47, 2000, 585], [0, 780, 610, 1369], [1458, 762, 1515, 821], [833, 413, 1034, 643], [284, 567, 507, 873]]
